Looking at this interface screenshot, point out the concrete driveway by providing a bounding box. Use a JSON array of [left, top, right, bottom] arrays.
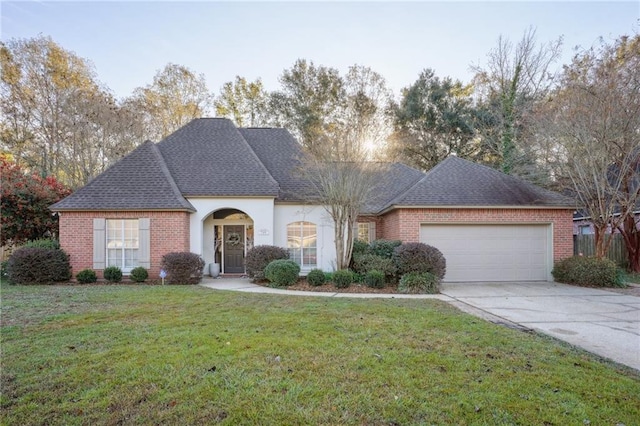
[[440, 281, 640, 371]]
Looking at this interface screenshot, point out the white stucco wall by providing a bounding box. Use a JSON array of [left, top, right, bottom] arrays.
[[186, 198, 337, 273], [186, 197, 275, 267], [274, 204, 337, 272]]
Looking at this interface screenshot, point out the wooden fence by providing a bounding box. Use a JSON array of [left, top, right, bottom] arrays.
[[573, 234, 628, 266]]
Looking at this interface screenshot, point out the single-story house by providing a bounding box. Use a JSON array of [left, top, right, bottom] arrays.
[[51, 118, 576, 282]]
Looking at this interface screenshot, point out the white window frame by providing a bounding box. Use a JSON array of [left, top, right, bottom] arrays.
[[106, 219, 140, 273], [287, 221, 317, 269]]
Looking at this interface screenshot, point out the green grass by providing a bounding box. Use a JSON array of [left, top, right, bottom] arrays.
[[1, 285, 639, 425]]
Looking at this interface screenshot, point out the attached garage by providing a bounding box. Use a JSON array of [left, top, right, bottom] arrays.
[[420, 224, 552, 282]]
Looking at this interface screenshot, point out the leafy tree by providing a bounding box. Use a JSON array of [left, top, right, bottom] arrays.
[[126, 63, 212, 141], [541, 35, 640, 270], [1, 36, 145, 188], [268, 59, 345, 156], [1, 155, 71, 246], [471, 27, 562, 178], [214, 76, 269, 127], [389, 69, 481, 171]]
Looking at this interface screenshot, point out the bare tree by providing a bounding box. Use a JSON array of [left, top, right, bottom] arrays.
[[542, 34, 640, 269], [471, 27, 563, 178]]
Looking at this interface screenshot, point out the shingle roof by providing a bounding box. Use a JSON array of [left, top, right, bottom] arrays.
[[51, 120, 576, 213], [239, 127, 319, 201], [50, 141, 195, 211], [157, 118, 279, 197], [383, 156, 577, 210], [363, 163, 426, 214]]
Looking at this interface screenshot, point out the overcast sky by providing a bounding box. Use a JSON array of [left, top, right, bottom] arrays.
[[1, 1, 638, 101]]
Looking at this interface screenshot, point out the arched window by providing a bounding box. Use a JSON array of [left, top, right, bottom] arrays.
[[287, 221, 317, 268]]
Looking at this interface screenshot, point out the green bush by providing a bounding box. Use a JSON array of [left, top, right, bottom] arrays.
[[264, 259, 300, 287], [552, 256, 623, 287], [161, 252, 205, 285], [324, 271, 334, 282], [364, 270, 385, 289], [398, 272, 440, 294], [1, 260, 9, 283], [7, 247, 71, 285], [332, 269, 353, 289], [393, 243, 446, 279], [22, 239, 60, 250], [245, 245, 289, 280], [306, 268, 326, 286], [352, 253, 396, 281], [103, 266, 123, 283], [130, 266, 148, 283], [76, 269, 97, 284], [369, 239, 402, 259], [352, 239, 370, 256]]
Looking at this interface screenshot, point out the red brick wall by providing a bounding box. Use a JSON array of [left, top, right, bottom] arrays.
[[379, 208, 574, 262], [59, 211, 190, 279]]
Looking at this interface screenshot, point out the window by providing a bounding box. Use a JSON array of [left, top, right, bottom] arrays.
[[287, 221, 317, 268], [106, 219, 139, 271], [357, 222, 376, 243], [578, 225, 594, 235]]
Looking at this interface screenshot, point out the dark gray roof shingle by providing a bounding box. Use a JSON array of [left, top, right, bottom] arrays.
[[239, 127, 319, 201], [158, 118, 279, 197], [50, 141, 195, 211], [384, 156, 577, 210], [363, 163, 426, 214]]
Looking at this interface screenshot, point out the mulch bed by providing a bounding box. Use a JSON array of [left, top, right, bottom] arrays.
[[258, 279, 401, 294]]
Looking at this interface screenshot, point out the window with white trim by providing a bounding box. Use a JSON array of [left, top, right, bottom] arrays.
[[287, 221, 317, 268], [106, 219, 139, 272]]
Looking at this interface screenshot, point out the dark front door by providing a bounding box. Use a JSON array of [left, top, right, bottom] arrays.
[[224, 225, 245, 274]]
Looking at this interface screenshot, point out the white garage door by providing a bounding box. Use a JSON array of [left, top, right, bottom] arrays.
[[419, 224, 551, 282]]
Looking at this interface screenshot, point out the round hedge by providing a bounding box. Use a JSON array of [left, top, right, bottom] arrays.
[[393, 243, 446, 279], [306, 268, 326, 286], [130, 266, 148, 283], [245, 245, 290, 280], [264, 259, 301, 287], [103, 266, 123, 283]]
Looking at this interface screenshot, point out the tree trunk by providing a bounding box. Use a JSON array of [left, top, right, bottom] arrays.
[[619, 215, 640, 273], [593, 224, 616, 258]]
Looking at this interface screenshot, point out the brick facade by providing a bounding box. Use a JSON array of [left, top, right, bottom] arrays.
[[379, 208, 574, 262], [59, 211, 190, 279]]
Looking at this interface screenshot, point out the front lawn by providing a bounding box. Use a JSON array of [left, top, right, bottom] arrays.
[[1, 285, 638, 425]]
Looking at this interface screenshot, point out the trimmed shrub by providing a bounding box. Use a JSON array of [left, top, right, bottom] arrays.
[[76, 269, 97, 284], [352, 253, 396, 280], [352, 239, 370, 256], [130, 266, 148, 283], [245, 245, 289, 280], [264, 259, 300, 287], [23, 239, 60, 250], [369, 239, 402, 259], [7, 247, 71, 285], [306, 268, 326, 286], [103, 266, 123, 283], [332, 269, 353, 289], [364, 270, 385, 289], [398, 272, 440, 294], [552, 256, 623, 287], [324, 271, 334, 283], [393, 243, 446, 279], [161, 252, 205, 285]]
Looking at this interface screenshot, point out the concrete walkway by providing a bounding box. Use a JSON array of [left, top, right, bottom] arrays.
[[200, 278, 640, 371]]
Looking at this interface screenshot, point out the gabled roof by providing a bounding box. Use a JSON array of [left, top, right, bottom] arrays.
[[382, 156, 577, 211], [50, 141, 195, 211], [157, 118, 279, 197]]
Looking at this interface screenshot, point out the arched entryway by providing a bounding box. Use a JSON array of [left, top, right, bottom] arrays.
[[208, 208, 254, 274]]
